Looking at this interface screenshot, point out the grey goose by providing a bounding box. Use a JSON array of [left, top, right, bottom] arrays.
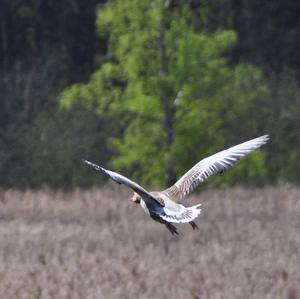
[[84, 135, 269, 235]]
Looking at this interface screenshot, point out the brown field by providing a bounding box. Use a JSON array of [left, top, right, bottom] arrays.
[[0, 186, 299, 299]]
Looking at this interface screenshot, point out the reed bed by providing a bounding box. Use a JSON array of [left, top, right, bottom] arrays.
[[0, 186, 299, 299]]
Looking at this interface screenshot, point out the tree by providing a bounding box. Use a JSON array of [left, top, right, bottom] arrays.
[[0, 0, 107, 188], [61, 0, 268, 188]]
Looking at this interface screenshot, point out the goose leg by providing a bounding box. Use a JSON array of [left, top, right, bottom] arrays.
[[189, 221, 199, 230], [165, 223, 179, 235]]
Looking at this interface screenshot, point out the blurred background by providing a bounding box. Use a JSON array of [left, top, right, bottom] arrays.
[[0, 0, 299, 189], [1, 2, 300, 298]]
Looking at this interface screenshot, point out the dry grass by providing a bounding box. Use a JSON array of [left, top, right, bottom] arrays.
[[0, 185, 299, 299]]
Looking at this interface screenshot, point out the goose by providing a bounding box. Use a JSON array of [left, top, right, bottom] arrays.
[[84, 135, 269, 235]]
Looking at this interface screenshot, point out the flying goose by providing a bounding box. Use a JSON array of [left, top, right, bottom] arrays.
[[84, 135, 269, 235]]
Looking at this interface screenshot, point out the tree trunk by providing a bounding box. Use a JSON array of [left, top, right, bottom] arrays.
[[158, 13, 177, 186]]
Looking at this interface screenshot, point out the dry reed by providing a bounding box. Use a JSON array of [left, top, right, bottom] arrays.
[[0, 186, 299, 299]]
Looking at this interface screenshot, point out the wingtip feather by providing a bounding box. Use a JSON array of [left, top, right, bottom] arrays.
[[257, 134, 270, 143], [82, 159, 104, 173]]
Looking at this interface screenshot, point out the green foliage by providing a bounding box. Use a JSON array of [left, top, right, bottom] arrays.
[[1, 0, 300, 189], [61, 0, 269, 187], [61, 63, 126, 115], [252, 71, 300, 183]]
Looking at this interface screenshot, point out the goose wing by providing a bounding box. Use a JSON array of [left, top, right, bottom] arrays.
[[83, 160, 164, 207], [163, 135, 269, 199]]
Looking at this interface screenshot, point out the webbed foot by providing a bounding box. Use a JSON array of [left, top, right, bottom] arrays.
[[189, 221, 199, 230], [165, 223, 179, 235]]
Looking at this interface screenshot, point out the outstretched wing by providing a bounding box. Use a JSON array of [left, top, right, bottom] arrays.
[[163, 135, 269, 199], [83, 160, 164, 207]]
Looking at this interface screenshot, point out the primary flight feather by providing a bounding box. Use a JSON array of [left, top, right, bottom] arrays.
[[84, 135, 269, 235]]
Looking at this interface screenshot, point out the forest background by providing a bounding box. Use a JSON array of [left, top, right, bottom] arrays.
[[1, 0, 299, 189]]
